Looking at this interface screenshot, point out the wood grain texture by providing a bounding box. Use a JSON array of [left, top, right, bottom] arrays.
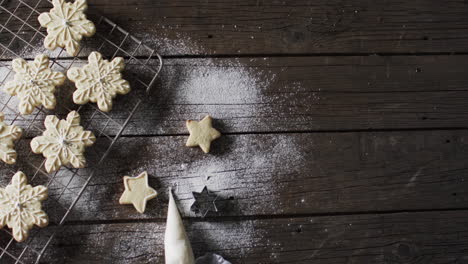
[[127, 55, 468, 134], [3, 55, 468, 136], [2, 0, 468, 56], [33, 211, 468, 263], [40, 130, 466, 221]]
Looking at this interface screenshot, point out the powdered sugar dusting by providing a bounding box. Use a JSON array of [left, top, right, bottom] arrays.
[[140, 32, 204, 55], [145, 34, 277, 134], [167, 59, 265, 105], [130, 136, 302, 253], [192, 220, 262, 258], [132, 132, 307, 216]]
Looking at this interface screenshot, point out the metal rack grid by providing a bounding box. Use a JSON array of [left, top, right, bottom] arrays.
[[0, 0, 163, 263]]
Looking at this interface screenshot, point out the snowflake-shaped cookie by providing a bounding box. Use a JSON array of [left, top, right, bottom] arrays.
[[4, 54, 66, 115], [0, 171, 48, 242], [38, 0, 96, 56], [31, 111, 96, 173], [0, 112, 22, 164], [67, 52, 131, 112]]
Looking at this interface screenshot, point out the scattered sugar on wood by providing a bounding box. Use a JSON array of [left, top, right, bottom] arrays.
[[164, 58, 266, 106], [139, 31, 205, 55], [132, 133, 307, 218]]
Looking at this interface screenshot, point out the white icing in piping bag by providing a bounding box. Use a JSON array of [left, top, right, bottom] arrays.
[[165, 189, 195, 264]]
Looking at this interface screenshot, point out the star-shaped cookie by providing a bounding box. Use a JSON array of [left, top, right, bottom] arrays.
[[30, 111, 96, 173], [186, 115, 221, 153], [38, 0, 96, 56], [0, 171, 48, 242], [0, 112, 22, 164], [119, 172, 157, 213], [67, 51, 131, 112], [4, 54, 66, 115]]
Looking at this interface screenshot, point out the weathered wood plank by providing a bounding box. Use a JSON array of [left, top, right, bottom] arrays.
[[128, 55, 468, 134], [34, 130, 466, 221], [2, 0, 468, 56], [32, 211, 468, 263], [2, 55, 468, 136]]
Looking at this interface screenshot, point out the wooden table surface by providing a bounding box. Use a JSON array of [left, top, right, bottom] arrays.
[[2, 0, 468, 263]]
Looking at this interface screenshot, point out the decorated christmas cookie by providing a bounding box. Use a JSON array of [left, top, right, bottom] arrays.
[[4, 54, 66, 115], [119, 171, 157, 213], [38, 0, 95, 56], [0, 112, 22, 164], [0, 171, 48, 242], [67, 52, 131, 112], [31, 111, 96, 173], [186, 115, 221, 153]]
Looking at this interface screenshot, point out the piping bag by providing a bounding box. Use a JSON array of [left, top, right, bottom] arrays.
[[164, 190, 232, 264], [165, 190, 195, 264]]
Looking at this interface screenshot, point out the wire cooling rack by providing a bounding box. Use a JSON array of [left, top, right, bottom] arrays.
[[0, 0, 163, 263]]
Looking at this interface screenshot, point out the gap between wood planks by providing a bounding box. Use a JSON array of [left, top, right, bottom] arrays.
[[3, 51, 468, 62], [117, 126, 468, 138], [62, 207, 468, 226], [15, 127, 468, 141]]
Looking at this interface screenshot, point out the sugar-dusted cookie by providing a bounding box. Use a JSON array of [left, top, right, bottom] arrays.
[[4, 54, 66, 115], [0, 171, 48, 242], [0, 112, 22, 164], [186, 115, 221, 153], [119, 171, 157, 213], [67, 52, 131, 112], [31, 111, 96, 173], [38, 0, 95, 56]]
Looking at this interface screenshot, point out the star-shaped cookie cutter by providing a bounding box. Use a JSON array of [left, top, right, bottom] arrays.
[[190, 186, 219, 217]]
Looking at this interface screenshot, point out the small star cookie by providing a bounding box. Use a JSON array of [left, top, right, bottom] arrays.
[[31, 111, 96, 173], [119, 172, 157, 213], [0, 112, 22, 164], [0, 171, 48, 242], [186, 115, 221, 153], [38, 0, 96, 56], [67, 52, 131, 112], [4, 54, 66, 115]]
